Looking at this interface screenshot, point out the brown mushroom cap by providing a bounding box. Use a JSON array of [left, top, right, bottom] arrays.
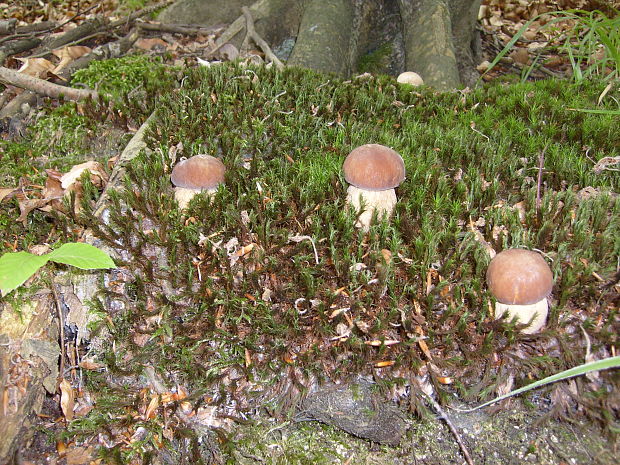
[[170, 155, 226, 190], [343, 144, 405, 191], [486, 249, 553, 305]]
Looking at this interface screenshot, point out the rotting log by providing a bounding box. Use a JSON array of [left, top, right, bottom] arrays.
[[0, 294, 60, 464]]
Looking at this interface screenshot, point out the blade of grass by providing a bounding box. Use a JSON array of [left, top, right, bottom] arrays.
[[455, 356, 620, 413]]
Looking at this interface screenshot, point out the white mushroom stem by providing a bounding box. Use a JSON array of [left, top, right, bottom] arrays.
[[174, 187, 217, 210], [494, 298, 548, 334], [346, 185, 397, 231]]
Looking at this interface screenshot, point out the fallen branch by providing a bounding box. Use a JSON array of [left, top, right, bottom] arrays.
[[0, 37, 42, 65], [204, 0, 269, 57], [241, 6, 284, 70], [31, 16, 109, 58], [0, 66, 98, 101], [0, 19, 17, 35]]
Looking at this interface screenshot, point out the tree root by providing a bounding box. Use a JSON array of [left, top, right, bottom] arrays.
[[241, 6, 284, 69]]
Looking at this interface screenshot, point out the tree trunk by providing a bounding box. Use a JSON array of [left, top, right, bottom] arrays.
[[398, 0, 459, 90], [287, 0, 355, 75], [161, 0, 481, 87]]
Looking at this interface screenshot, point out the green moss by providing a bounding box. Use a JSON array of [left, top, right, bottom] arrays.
[[358, 43, 393, 74], [71, 54, 176, 100], [61, 63, 619, 460]]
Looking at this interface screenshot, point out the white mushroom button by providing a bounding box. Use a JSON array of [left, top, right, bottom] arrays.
[[397, 72, 424, 86], [342, 144, 405, 231], [170, 154, 226, 209], [486, 248, 554, 334]]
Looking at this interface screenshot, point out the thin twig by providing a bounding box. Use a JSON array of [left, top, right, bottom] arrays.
[[203, 0, 269, 58], [109, 1, 173, 29], [420, 389, 475, 465], [241, 6, 284, 70], [536, 141, 550, 214], [50, 281, 66, 391]]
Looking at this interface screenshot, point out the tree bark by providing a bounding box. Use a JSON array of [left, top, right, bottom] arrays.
[[398, 0, 460, 90], [161, 0, 480, 87], [287, 0, 355, 76]]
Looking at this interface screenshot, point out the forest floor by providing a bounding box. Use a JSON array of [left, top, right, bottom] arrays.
[[1, 1, 618, 464]]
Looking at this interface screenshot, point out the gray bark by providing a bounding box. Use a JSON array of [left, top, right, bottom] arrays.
[[161, 0, 481, 88], [287, 0, 355, 75], [398, 0, 459, 90]]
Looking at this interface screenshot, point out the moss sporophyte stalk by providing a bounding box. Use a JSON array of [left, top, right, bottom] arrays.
[[66, 63, 619, 449]]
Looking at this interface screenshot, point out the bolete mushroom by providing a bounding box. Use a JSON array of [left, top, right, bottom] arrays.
[[170, 154, 226, 209], [343, 144, 405, 230], [397, 71, 424, 86], [486, 248, 553, 334]]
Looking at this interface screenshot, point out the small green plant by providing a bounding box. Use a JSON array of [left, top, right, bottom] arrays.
[[484, 8, 620, 83], [0, 242, 115, 296]]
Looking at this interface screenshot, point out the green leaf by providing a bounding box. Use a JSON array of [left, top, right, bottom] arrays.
[[47, 243, 116, 270], [0, 251, 50, 297]]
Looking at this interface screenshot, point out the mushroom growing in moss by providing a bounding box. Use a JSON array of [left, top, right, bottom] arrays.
[[170, 154, 226, 209], [343, 144, 405, 230], [486, 248, 553, 334], [397, 71, 424, 86]]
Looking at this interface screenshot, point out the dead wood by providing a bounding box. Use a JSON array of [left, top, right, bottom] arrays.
[[0, 29, 137, 121], [0, 19, 17, 35], [31, 16, 110, 58], [241, 6, 284, 69], [15, 21, 59, 34], [136, 21, 224, 36], [0, 293, 60, 463], [204, 0, 271, 57], [0, 65, 98, 101], [0, 37, 42, 65], [109, 0, 174, 29]]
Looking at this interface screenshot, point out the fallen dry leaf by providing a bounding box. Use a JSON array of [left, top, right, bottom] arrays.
[[135, 37, 169, 50], [144, 394, 159, 420], [0, 187, 19, 202], [60, 160, 109, 190], [17, 197, 50, 225], [59, 378, 75, 421], [65, 445, 94, 465], [16, 57, 56, 78], [52, 45, 91, 74]]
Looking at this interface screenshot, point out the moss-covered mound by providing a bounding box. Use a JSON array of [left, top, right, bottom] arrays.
[[80, 63, 618, 444]]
